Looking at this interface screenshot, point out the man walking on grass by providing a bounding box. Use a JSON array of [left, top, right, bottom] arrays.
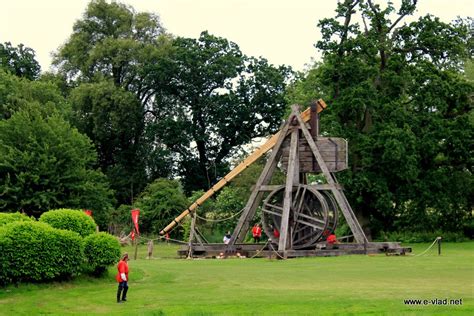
[[116, 253, 129, 303]]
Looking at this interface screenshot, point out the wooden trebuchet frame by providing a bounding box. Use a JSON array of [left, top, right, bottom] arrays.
[[227, 104, 368, 252], [159, 99, 328, 235]]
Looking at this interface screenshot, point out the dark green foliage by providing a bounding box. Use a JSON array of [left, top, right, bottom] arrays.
[[0, 221, 83, 285], [83, 232, 120, 276], [0, 70, 69, 121], [68, 80, 148, 205], [134, 178, 188, 235], [106, 204, 134, 236], [379, 231, 467, 243], [0, 212, 33, 226], [0, 42, 40, 80], [39, 209, 97, 237], [152, 31, 292, 193], [54, 0, 171, 204], [0, 105, 114, 219]]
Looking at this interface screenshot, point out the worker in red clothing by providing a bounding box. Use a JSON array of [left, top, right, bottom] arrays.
[[252, 223, 262, 243], [326, 233, 338, 249], [273, 227, 280, 238], [116, 253, 130, 303]]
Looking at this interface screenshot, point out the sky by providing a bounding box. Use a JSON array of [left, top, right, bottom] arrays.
[[0, 0, 472, 73]]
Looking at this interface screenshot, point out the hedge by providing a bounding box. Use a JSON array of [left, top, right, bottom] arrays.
[[0, 212, 33, 226], [39, 208, 96, 237], [0, 221, 83, 285], [83, 232, 121, 275]]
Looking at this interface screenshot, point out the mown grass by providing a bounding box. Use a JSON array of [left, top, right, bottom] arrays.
[[0, 241, 473, 315]]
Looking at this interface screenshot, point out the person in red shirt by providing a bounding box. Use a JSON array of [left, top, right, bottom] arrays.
[[326, 233, 338, 249], [252, 224, 262, 243], [273, 227, 280, 238], [116, 253, 129, 303]]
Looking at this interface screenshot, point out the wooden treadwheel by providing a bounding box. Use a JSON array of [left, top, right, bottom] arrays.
[[261, 185, 337, 249]]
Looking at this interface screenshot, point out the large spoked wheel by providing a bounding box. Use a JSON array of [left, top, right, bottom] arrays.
[[261, 185, 338, 249]]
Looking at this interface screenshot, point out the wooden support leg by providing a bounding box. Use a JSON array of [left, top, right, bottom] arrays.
[[229, 120, 292, 245], [278, 127, 299, 252], [187, 212, 198, 258], [295, 113, 368, 244]]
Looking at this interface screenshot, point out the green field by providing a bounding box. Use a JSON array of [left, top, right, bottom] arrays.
[[0, 241, 473, 315]]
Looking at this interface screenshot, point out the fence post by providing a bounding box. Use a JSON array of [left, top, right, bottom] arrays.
[[437, 236, 442, 256]]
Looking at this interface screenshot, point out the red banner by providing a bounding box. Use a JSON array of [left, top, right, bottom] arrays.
[[131, 209, 140, 240], [84, 209, 92, 217]]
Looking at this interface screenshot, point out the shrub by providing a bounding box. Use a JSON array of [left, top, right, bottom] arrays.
[[39, 208, 96, 237], [0, 212, 33, 226], [378, 230, 467, 243], [463, 218, 474, 239], [83, 232, 121, 276], [0, 221, 83, 285]]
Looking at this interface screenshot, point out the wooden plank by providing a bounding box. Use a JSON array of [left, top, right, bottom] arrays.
[[281, 138, 347, 153], [281, 150, 347, 157], [281, 161, 348, 173]]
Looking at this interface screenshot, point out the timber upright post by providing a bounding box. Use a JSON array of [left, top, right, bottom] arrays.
[[278, 106, 300, 256]]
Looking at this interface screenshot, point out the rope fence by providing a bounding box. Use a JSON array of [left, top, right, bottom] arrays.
[[411, 237, 442, 257]]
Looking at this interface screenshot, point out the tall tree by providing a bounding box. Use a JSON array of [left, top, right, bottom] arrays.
[[54, 0, 173, 204], [0, 42, 40, 80], [289, 0, 473, 237], [150, 31, 292, 193], [0, 104, 114, 223], [68, 80, 153, 204]]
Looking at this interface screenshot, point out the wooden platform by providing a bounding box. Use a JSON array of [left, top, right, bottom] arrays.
[[178, 242, 411, 259]]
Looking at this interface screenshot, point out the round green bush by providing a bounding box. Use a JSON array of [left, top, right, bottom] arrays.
[[0, 221, 83, 285], [83, 232, 121, 275], [39, 208, 96, 237], [0, 212, 33, 226]]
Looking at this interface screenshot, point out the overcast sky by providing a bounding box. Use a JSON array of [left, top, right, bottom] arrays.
[[0, 0, 472, 73]]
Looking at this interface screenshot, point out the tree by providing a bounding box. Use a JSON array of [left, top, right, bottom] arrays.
[[289, 0, 473, 237], [150, 31, 292, 193], [133, 178, 188, 235], [53, 0, 173, 107], [0, 104, 114, 221], [68, 80, 152, 205], [0, 42, 40, 80], [53, 0, 174, 204], [0, 70, 69, 120]]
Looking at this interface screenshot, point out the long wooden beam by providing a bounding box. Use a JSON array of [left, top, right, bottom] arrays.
[[160, 99, 328, 234]]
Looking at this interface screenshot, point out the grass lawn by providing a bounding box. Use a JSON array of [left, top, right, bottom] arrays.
[[0, 241, 472, 315]]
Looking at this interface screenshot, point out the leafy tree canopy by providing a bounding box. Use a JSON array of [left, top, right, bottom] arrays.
[[150, 31, 292, 193], [0, 104, 114, 219], [0, 70, 69, 120], [53, 0, 173, 204], [0, 42, 40, 80], [68, 80, 150, 205], [133, 178, 188, 235]]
